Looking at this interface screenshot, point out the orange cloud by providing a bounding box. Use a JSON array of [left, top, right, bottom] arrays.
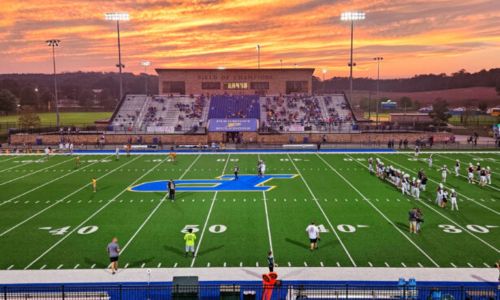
[[0, 0, 499, 78]]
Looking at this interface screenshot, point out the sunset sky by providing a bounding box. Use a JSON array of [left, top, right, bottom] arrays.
[[1, 0, 499, 78]]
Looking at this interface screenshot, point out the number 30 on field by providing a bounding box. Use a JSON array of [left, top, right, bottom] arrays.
[[438, 224, 497, 234]]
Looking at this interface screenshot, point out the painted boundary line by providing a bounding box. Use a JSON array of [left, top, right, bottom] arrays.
[[0, 155, 114, 207], [191, 154, 232, 267], [0, 161, 35, 173], [24, 157, 170, 270], [258, 153, 274, 253], [0, 156, 19, 163], [0, 155, 143, 237], [287, 153, 357, 267], [380, 154, 500, 216], [317, 154, 440, 268], [368, 155, 500, 254], [119, 155, 202, 254], [0, 156, 75, 186]]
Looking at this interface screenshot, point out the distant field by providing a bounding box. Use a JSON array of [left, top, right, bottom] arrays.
[[353, 87, 499, 106], [0, 112, 112, 128]]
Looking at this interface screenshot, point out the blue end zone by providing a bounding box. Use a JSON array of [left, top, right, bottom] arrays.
[[129, 174, 297, 192]]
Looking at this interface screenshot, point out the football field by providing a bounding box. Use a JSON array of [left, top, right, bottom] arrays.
[[0, 151, 498, 271]]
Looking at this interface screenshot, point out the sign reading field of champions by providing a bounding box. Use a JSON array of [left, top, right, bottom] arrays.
[[208, 118, 258, 132], [129, 174, 297, 192]]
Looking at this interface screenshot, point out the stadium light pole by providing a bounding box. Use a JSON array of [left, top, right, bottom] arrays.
[[105, 12, 129, 102], [46, 39, 60, 128], [373, 56, 383, 127], [141, 61, 151, 95], [257, 45, 261, 69], [341, 11, 365, 104]]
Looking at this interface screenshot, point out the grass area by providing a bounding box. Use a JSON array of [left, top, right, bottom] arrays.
[[0, 151, 498, 270], [449, 115, 498, 126], [0, 112, 113, 127]]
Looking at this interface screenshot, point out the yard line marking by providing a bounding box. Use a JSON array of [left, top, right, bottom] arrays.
[[24, 157, 169, 270], [368, 262, 373, 267], [381, 156, 500, 253], [57, 264, 63, 269], [0, 160, 35, 173], [0, 157, 74, 186], [320, 154, 440, 267], [483, 262, 490, 267], [467, 263, 474, 268], [450, 262, 457, 268], [0, 156, 19, 164], [0, 155, 115, 207], [258, 153, 274, 255], [74, 264, 79, 269], [0, 155, 141, 237], [120, 155, 201, 255], [418, 263, 423, 268], [288, 154, 356, 267], [7, 265, 14, 270], [191, 154, 231, 268], [385, 155, 499, 215]]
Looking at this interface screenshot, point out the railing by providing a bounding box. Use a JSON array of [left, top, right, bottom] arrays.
[[1, 283, 497, 300]]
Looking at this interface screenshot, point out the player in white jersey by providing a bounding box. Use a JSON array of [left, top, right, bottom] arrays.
[[450, 189, 458, 211], [486, 166, 492, 185], [428, 155, 433, 168], [305, 222, 320, 251], [368, 157, 374, 174], [415, 179, 421, 200], [115, 147, 120, 161], [261, 161, 266, 177], [436, 183, 444, 206], [454, 159, 460, 177], [414, 145, 420, 157], [44, 147, 50, 160], [440, 165, 449, 183]]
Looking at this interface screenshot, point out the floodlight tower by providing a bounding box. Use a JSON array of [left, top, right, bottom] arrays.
[[340, 11, 365, 103], [105, 12, 129, 102], [141, 61, 151, 95], [46, 39, 60, 128], [256, 45, 261, 69], [373, 57, 383, 127]]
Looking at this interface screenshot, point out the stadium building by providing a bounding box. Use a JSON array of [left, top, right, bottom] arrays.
[[156, 68, 314, 95]]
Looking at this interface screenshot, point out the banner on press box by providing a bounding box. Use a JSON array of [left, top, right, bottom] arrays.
[[208, 118, 258, 132]]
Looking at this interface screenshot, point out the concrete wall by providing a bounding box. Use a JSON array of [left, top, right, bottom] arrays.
[[10, 132, 452, 146]]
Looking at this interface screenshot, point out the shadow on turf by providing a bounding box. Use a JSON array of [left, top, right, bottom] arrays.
[[163, 245, 185, 256], [198, 245, 225, 256], [285, 238, 335, 250]]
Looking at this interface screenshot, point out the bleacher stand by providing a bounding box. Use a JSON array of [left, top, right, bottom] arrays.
[[208, 95, 260, 119]]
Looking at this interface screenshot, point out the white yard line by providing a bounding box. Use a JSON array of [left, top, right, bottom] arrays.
[[258, 153, 274, 253], [0, 155, 114, 207], [0, 157, 74, 186], [287, 153, 357, 267], [0, 161, 33, 173], [120, 155, 201, 254], [0, 155, 143, 237], [190, 154, 231, 267], [381, 155, 500, 216], [24, 157, 169, 270], [358, 155, 500, 254], [318, 154, 440, 267], [0, 156, 19, 163]]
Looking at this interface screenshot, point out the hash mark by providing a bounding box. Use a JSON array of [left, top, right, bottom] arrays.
[[124, 263, 129, 269], [450, 262, 457, 268], [173, 263, 178, 268], [57, 264, 63, 269], [368, 262, 373, 267], [74, 264, 79, 269], [7, 265, 14, 270], [467, 263, 474, 268], [384, 262, 390, 267], [418, 262, 423, 268], [320, 261, 324, 267]]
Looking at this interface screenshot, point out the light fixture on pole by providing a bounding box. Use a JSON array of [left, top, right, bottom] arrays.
[[340, 11, 365, 104], [322, 68, 328, 81], [105, 12, 129, 102], [373, 56, 383, 127], [256, 45, 261, 69], [141, 60, 151, 95], [46, 39, 60, 128]]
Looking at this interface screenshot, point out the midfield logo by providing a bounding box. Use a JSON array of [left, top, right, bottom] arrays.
[[129, 174, 297, 192]]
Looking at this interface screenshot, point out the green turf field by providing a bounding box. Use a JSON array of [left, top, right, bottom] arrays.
[[0, 151, 498, 270]]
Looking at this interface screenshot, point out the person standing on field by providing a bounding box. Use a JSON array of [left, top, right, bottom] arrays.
[[107, 237, 121, 275], [168, 179, 176, 201], [184, 228, 196, 257], [92, 177, 97, 193], [305, 222, 320, 251], [267, 251, 275, 272]]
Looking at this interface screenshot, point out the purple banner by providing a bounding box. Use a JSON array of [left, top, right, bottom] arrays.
[[208, 118, 258, 132]]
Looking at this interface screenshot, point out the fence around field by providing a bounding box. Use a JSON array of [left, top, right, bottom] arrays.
[[1, 283, 498, 300]]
